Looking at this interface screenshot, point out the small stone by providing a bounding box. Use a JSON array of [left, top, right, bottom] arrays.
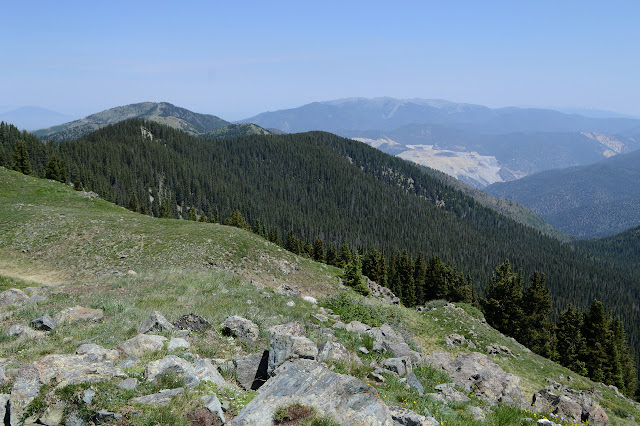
[[357, 346, 369, 354], [83, 389, 96, 404], [167, 338, 190, 351], [138, 311, 174, 334], [173, 313, 211, 331], [118, 377, 138, 390], [53, 305, 104, 324], [32, 314, 56, 331], [7, 324, 46, 339], [311, 313, 328, 322], [221, 315, 260, 343], [286, 300, 295, 307], [302, 296, 317, 304], [201, 394, 226, 424], [131, 387, 184, 406]]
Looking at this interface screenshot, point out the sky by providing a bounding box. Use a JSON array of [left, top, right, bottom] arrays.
[[2, 0, 639, 121]]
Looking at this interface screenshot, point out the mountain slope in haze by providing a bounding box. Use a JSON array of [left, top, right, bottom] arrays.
[[200, 123, 272, 139], [240, 97, 640, 187], [485, 148, 640, 238], [32, 102, 230, 141], [0, 106, 78, 130]]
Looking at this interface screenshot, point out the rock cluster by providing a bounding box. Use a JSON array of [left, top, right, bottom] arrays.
[[531, 380, 608, 425]]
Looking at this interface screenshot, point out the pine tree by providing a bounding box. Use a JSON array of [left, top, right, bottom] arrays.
[[521, 272, 556, 358], [12, 140, 31, 175], [610, 316, 637, 397], [159, 199, 172, 218], [363, 248, 387, 287], [312, 238, 326, 263], [342, 255, 370, 296], [44, 156, 66, 182], [188, 207, 197, 221], [339, 242, 352, 268], [397, 250, 415, 307], [556, 305, 588, 375], [425, 256, 446, 300], [482, 260, 526, 340], [581, 300, 610, 383], [225, 209, 251, 231], [413, 252, 427, 306], [285, 230, 301, 254]]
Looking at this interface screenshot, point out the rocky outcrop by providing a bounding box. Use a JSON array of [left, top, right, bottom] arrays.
[[367, 324, 422, 363], [531, 383, 608, 425], [173, 313, 210, 331], [75, 343, 119, 361], [145, 355, 201, 387], [222, 315, 259, 343], [233, 359, 393, 425], [366, 279, 400, 305], [31, 314, 56, 331], [132, 387, 184, 406], [425, 351, 524, 407], [117, 333, 167, 357], [233, 351, 269, 390], [389, 405, 438, 425], [7, 324, 46, 339], [268, 321, 306, 337], [0, 288, 29, 306], [138, 310, 174, 334], [268, 334, 318, 375], [317, 341, 351, 363], [9, 354, 125, 425]]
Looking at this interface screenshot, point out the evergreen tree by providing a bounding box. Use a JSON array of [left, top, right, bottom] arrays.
[[341, 254, 370, 296], [482, 260, 526, 340], [413, 252, 427, 305], [302, 240, 313, 258], [188, 207, 197, 221], [610, 316, 638, 397], [425, 256, 447, 300], [128, 194, 139, 212], [74, 177, 83, 191], [199, 212, 208, 222], [338, 242, 352, 268], [581, 300, 610, 383], [268, 228, 282, 246], [447, 268, 473, 304], [363, 248, 387, 287], [12, 140, 31, 175], [285, 230, 301, 254], [225, 209, 251, 231], [556, 305, 588, 375], [159, 199, 172, 218], [521, 272, 556, 358], [44, 156, 66, 182], [326, 244, 338, 266], [397, 250, 415, 307], [312, 238, 326, 263]]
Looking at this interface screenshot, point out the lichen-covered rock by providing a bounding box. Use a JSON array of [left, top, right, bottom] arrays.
[[233, 359, 393, 425], [233, 351, 269, 390], [486, 344, 514, 357], [531, 387, 608, 425], [201, 394, 225, 424], [317, 341, 351, 363], [0, 288, 29, 306], [268, 334, 318, 375], [222, 315, 259, 343], [7, 324, 46, 339], [167, 337, 190, 351], [173, 313, 210, 331], [268, 321, 306, 337], [145, 355, 200, 387], [445, 333, 466, 347], [53, 305, 104, 324], [389, 405, 438, 425], [425, 351, 524, 407], [9, 354, 125, 425], [138, 310, 174, 334], [31, 314, 56, 331], [194, 358, 228, 389], [345, 320, 371, 333], [75, 343, 119, 361], [382, 357, 411, 377], [116, 334, 167, 357], [367, 324, 422, 363]]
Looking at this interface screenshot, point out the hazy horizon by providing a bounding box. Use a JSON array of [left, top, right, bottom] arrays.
[[3, 1, 639, 121]]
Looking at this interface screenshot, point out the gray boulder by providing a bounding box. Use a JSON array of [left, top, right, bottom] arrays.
[[138, 311, 174, 334], [268, 334, 318, 375], [167, 337, 190, 351], [268, 321, 306, 337], [429, 383, 470, 403], [201, 394, 226, 424], [0, 288, 29, 306], [131, 387, 184, 406], [445, 333, 466, 347], [233, 359, 393, 425], [486, 344, 514, 357], [9, 354, 125, 425], [0, 394, 9, 425], [145, 355, 200, 387], [233, 351, 269, 390], [317, 341, 351, 363], [173, 313, 210, 331], [425, 351, 524, 407], [406, 371, 425, 396], [382, 357, 411, 377], [31, 314, 56, 331], [116, 334, 167, 357], [222, 315, 259, 343], [531, 387, 608, 425], [53, 305, 104, 324], [7, 324, 46, 339], [194, 358, 228, 389], [367, 324, 421, 363], [389, 405, 438, 425], [345, 320, 371, 333], [118, 377, 138, 390], [75, 343, 119, 361]]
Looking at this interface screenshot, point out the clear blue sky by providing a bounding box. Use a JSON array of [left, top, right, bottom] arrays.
[[2, 0, 639, 120]]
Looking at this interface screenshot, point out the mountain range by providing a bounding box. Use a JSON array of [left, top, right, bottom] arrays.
[[241, 97, 640, 187], [31, 102, 272, 141], [486, 148, 640, 238], [0, 106, 78, 130]]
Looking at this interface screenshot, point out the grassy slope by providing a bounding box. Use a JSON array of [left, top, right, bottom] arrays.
[[1, 167, 638, 425]]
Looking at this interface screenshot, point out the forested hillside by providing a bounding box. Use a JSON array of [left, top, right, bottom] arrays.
[[3, 118, 640, 369], [486, 148, 640, 238]]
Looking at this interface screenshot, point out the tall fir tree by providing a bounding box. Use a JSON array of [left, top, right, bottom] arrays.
[[12, 140, 31, 175], [555, 305, 588, 375], [521, 272, 556, 358], [482, 260, 526, 341]]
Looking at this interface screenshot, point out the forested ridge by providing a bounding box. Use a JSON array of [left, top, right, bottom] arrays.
[[2, 119, 640, 384]]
